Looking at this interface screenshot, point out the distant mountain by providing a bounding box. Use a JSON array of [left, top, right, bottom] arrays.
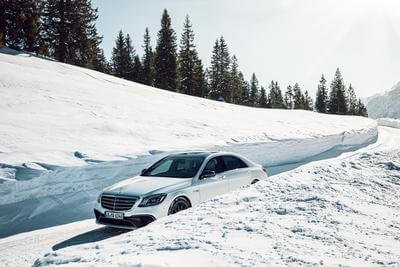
[[367, 82, 400, 119]]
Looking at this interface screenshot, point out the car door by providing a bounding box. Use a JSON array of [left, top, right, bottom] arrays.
[[197, 156, 229, 202], [222, 155, 251, 191]]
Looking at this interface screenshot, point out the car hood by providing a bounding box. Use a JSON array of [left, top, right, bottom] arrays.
[[102, 176, 192, 196]]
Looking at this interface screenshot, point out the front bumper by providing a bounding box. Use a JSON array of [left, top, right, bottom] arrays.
[[93, 195, 172, 229], [94, 209, 156, 229]]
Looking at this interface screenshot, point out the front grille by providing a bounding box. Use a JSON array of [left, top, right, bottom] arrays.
[[101, 195, 137, 211]]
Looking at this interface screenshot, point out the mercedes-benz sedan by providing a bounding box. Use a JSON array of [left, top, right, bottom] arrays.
[[94, 151, 268, 229]]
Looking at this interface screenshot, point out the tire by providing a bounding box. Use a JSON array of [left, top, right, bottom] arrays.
[[251, 179, 259, 184], [168, 197, 191, 215]]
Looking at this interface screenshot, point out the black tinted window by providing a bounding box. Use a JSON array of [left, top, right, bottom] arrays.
[[142, 155, 205, 178], [203, 157, 225, 174], [222, 156, 248, 171]]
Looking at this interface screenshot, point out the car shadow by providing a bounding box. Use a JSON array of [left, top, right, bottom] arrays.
[[52, 226, 131, 251]]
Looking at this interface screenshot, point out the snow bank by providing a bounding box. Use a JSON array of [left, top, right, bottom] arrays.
[[33, 148, 400, 266], [377, 118, 400, 129], [0, 50, 378, 237], [367, 81, 400, 119]]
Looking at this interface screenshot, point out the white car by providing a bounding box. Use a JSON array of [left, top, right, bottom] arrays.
[[94, 151, 268, 229]]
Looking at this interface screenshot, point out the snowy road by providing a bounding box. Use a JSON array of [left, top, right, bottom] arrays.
[[1, 126, 399, 267]]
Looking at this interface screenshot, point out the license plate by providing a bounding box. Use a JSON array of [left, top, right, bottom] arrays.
[[105, 211, 124, 220]]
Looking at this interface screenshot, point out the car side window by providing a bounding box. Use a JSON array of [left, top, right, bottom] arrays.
[[222, 156, 248, 171], [203, 157, 226, 174]]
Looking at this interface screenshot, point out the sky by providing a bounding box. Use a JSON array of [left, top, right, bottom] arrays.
[[92, 0, 400, 98]]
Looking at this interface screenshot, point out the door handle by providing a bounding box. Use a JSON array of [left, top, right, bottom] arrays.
[[193, 189, 199, 192]]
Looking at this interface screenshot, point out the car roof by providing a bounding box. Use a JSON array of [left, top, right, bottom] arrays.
[[169, 151, 237, 157], [169, 151, 216, 157]]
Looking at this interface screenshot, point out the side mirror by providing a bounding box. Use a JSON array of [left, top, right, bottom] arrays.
[[200, 170, 216, 179], [141, 168, 147, 175]]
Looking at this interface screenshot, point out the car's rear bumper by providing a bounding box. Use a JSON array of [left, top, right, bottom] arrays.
[[94, 208, 156, 229]]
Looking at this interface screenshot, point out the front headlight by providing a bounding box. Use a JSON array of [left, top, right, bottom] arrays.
[[139, 194, 167, 207], [97, 194, 102, 203]]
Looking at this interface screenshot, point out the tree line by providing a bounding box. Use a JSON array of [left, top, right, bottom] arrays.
[[0, 0, 105, 71], [0, 1, 367, 117], [315, 69, 367, 117]]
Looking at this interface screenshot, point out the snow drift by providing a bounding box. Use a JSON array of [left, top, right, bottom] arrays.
[[367, 81, 400, 119], [377, 118, 400, 129], [32, 146, 400, 266]]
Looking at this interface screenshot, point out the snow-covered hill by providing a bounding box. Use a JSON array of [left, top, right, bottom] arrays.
[[0, 49, 376, 171], [366, 81, 400, 119], [0, 49, 379, 238]]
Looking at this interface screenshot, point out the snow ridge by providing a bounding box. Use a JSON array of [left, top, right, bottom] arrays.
[[377, 118, 400, 129]]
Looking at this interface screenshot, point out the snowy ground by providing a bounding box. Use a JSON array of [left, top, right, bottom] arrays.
[[0, 126, 399, 267], [2, 50, 397, 266], [0, 50, 378, 238], [377, 118, 400, 129]]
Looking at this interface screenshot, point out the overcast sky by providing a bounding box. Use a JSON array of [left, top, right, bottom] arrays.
[[92, 0, 400, 98]]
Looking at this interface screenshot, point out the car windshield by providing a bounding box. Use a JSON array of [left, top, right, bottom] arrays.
[[142, 155, 206, 178]]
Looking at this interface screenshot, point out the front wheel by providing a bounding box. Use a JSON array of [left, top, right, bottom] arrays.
[[168, 197, 191, 215]]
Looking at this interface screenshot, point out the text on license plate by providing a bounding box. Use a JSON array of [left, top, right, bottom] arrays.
[[105, 211, 124, 220]]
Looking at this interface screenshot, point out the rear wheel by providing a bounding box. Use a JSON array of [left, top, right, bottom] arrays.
[[168, 197, 191, 215]]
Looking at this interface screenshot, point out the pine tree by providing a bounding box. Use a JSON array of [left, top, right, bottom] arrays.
[[125, 34, 136, 81], [41, 0, 69, 62], [42, 0, 102, 66], [346, 84, 357, 115], [208, 39, 220, 100], [239, 72, 250, 106], [142, 27, 153, 86], [249, 73, 259, 106], [132, 55, 143, 83], [293, 83, 303, 109], [268, 81, 285, 109], [284, 85, 294, 109], [218, 36, 231, 102], [178, 15, 199, 95], [315, 74, 328, 113], [258, 86, 268, 108], [111, 30, 128, 78], [193, 58, 207, 97], [0, 0, 5, 48], [208, 37, 231, 101], [230, 55, 242, 104], [154, 9, 177, 91], [328, 68, 347, 114], [304, 90, 313, 110], [355, 98, 368, 117], [92, 48, 111, 74], [1, 0, 42, 52]]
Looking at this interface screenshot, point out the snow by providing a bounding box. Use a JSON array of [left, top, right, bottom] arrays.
[[0, 50, 379, 239], [5, 126, 398, 267], [0, 49, 397, 266], [0, 49, 376, 169], [367, 81, 400, 119], [377, 118, 400, 129]]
